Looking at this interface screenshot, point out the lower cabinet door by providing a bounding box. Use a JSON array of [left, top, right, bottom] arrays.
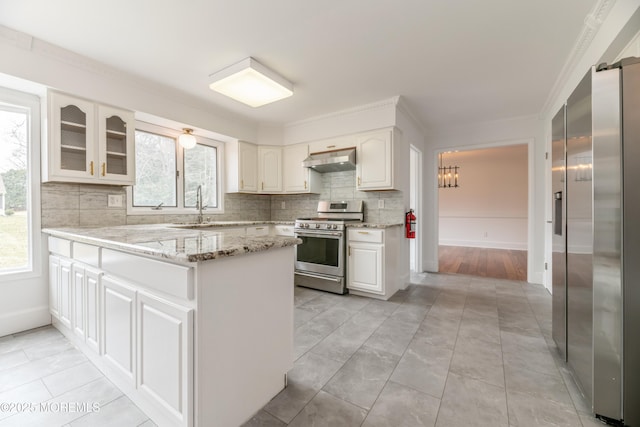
[[85, 267, 102, 354], [72, 265, 86, 339], [59, 258, 73, 329], [137, 291, 193, 426], [49, 256, 61, 319], [348, 242, 384, 294], [102, 275, 136, 383]]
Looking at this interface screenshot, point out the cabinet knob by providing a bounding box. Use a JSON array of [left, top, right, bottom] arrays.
[[261, 182, 264, 191], [90, 161, 94, 176], [101, 162, 106, 176], [241, 179, 244, 189], [304, 180, 307, 189], [357, 176, 361, 186], [326, 145, 336, 149]]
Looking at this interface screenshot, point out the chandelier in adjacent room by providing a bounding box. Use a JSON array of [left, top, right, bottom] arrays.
[[438, 152, 459, 188]]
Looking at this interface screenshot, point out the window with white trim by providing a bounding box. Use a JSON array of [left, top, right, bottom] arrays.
[[0, 86, 41, 278], [127, 122, 223, 214]]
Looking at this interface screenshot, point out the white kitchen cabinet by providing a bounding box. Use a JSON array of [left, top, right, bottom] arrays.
[[45, 91, 135, 185], [347, 227, 403, 300], [356, 129, 393, 190], [72, 263, 102, 354], [246, 225, 270, 236], [72, 265, 86, 339], [137, 291, 193, 427], [348, 230, 384, 295], [258, 146, 282, 193], [48, 256, 61, 319], [102, 275, 137, 384], [308, 135, 355, 154], [283, 144, 321, 193], [59, 258, 73, 330], [273, 224, 295, 237], [226, 141, 258, 193]]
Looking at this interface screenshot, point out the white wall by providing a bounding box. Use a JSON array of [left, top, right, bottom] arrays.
[[439, 145, 528, 250]]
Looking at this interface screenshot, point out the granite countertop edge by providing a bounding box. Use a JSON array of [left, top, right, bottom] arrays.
[[43, 224, 300, 263]]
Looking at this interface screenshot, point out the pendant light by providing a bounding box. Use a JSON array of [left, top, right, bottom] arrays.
[[179, 128, 197, 149]]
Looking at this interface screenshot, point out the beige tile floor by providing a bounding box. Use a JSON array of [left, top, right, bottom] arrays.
[[0, 272, 603, 426]]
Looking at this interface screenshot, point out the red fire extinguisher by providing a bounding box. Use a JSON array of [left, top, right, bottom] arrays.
[[405, 209, 416, 239]]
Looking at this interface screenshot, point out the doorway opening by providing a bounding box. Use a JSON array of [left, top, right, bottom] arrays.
[[438, 144, 528, 281]]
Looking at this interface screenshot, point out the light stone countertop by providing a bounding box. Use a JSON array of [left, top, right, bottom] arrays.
[[43, 222, 299, 263]]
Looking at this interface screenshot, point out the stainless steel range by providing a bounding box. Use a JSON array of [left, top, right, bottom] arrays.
[[294, 200, 364, 294]]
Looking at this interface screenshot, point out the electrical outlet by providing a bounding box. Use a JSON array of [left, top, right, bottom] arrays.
[[378, 199, 385, 209], [281, 201, 286, 209], [108, 194, 123, 208]]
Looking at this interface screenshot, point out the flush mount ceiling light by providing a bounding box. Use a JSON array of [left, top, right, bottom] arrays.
[[179, 128, 197, 149], [208, 57, 293, 108]]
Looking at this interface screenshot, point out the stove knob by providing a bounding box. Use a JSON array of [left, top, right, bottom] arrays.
[[315, 224, 321, 229], [305, 223, 310, 229], [333, 224, 338, 230], [326, 224, 331, 229]]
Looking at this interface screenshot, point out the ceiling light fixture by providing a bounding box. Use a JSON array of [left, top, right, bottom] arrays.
[[179, 128, 197, 149], [208, 57, 293, 107]]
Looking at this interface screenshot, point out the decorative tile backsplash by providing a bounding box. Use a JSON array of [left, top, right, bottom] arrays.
[[41, 170, 404, 228], [41, 183, 271, 228], [270, 171, 405, 224]]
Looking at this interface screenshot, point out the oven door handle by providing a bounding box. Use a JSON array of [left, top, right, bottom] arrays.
[[295, 231, 343, 238], [295, 271, 342, 282]]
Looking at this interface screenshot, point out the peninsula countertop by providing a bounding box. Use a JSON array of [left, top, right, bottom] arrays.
[[43, 223, 300, 263]]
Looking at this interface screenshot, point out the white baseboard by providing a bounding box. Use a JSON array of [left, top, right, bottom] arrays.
[[439, 239, 527, 251], [0, 305, 51, 337]]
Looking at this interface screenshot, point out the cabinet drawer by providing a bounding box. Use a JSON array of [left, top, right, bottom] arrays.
[[102, 249, 194, 300], [246, 226, 269, 236], [348, 228, 383, 243], [73, 242, 100, 267], [49, 236, 71, 257], [273, 225, 294, 237]]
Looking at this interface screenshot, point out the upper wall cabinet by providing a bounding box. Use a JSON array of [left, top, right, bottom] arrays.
[[282, 144, 321, 194], [356, 128, 399, 191], [44, 91, 135, 185], [258, 146, 282, 193], [226, 141, 258, 193]]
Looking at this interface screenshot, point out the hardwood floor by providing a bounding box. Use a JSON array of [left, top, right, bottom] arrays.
[[438, 245, 527, 281]]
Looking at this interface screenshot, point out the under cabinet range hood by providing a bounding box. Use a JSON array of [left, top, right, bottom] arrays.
[[302, 148, 356, 173]]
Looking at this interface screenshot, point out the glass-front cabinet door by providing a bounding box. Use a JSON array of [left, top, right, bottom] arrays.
[[49, 92, 96, 180], [45, 91, 135, 185], [98, 105, 135, 183]]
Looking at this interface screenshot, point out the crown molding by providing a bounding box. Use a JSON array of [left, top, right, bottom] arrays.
[[539, 0, 616, 119], [284, 96, 400, 130], [395, 95, 428, 136]]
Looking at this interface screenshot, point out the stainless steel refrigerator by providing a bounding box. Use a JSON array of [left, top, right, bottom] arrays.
[[552, 57, 640, 426]]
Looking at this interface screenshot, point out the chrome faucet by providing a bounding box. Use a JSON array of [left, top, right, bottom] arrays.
[[196, 185, 207, 224]]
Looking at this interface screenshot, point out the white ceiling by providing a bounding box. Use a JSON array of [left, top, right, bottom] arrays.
[[0, 0, 598, 130]]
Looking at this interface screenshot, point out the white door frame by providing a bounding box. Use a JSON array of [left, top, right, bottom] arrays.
[[410, 144, 423, 272], [433, 138, 534, 282]]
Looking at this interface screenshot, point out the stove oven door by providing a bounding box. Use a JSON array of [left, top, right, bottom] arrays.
[[294, 230, 344, 277]]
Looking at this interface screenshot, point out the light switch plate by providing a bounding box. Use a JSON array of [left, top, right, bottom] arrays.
[[378, 199, 385, 209], [108, 194, 123, 208]]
